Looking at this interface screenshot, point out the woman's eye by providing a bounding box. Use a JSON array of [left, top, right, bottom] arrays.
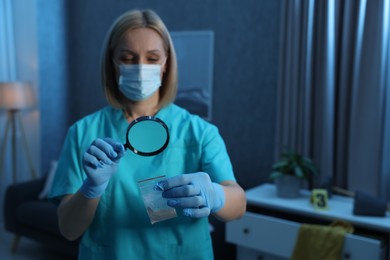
[[120, 57, 136, 64], [148, 58, 159, 63], [123, 59, 133, 63]]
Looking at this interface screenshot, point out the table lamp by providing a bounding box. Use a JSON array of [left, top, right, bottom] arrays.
[[0, 82, 37, 183]]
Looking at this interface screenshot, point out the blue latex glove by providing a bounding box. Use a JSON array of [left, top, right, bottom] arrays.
[[154, 172, 225, 218], [79, 137, 125, 198]]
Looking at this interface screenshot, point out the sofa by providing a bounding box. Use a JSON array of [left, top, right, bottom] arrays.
[[3, 176, 79, 258]]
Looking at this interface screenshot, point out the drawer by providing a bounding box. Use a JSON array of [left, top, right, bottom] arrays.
[[226, 212, 384, 259], [226, 212, 299, 258]]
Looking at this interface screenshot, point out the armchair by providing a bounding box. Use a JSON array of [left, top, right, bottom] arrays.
[[3, 177, 78, 258]]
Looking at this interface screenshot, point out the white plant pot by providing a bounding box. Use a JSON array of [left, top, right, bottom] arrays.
[[274, 175, 301, 198]]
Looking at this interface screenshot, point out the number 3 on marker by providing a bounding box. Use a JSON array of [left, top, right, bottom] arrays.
[[311, 189, 328, 210]]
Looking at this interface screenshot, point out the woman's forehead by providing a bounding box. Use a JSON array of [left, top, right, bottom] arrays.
[[118, 28, 165, 54]]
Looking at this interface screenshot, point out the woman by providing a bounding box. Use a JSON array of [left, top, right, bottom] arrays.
[[49, 9, 246, 259]]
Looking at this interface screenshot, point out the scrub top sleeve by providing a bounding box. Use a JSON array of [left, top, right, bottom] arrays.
[[201, 125, 236, 183], [48, 125, 86, 204]]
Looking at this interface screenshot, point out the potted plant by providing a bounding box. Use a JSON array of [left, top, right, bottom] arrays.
[[269, 147, 319, 198]]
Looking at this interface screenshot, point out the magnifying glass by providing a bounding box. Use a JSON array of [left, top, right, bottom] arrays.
[[124, 116, 169, 156]]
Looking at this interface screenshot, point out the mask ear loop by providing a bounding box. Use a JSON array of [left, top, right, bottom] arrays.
[[161, 57, 167, 66], [160, 58, 168, 86], [112, 58, 121, 86], [161, 57, 168, 74], [112, 54, 123, 67]]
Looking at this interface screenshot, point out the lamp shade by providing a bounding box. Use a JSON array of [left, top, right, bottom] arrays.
[[0, 82, 36, 110]]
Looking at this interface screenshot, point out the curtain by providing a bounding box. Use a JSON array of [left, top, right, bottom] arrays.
[[0, 0, 40, 222], [381, 1, 390, 199], [276, 0, 390, 197], [0, 0, 16, 80], [0, 0, 17, 223]]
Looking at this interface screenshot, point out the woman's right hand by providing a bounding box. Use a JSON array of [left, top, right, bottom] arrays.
[[80, 137, 125, 198]]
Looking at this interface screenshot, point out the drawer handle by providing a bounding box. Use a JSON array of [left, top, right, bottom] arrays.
[[243, 228, 250, 234]]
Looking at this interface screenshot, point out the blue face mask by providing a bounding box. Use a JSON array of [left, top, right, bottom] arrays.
[[118, 64, 162, 101]]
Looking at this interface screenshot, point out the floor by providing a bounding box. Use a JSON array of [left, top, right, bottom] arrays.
[[0, 223, 73, 260]]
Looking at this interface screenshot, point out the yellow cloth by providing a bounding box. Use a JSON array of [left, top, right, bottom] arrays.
[[291, 221, 354, 260]]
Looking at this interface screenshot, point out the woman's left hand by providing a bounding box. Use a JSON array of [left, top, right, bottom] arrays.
[[154, 172, 225, 218]]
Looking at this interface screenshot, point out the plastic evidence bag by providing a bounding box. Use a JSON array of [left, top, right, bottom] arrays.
[[138, 175, 177, 224]]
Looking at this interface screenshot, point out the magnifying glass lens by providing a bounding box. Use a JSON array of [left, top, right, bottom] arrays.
[[128, 121, 167, 153], [125, 116, 169, 156]]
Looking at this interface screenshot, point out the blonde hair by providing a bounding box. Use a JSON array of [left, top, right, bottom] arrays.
[[101, 9, 178, 109]]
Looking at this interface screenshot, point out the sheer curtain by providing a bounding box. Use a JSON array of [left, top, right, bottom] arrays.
[[0, 0, 17, 223], [381, 1, 390, 199], [0, 0, 40, 222], [0, 0, 16, 80], [276, 0, 390, 197]]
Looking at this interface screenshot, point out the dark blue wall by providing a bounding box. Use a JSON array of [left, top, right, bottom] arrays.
[[68, 0, 281, 188], [37, 0, 69, 174], [38, 1, 282, 259], [39, 0, 282, 188], [39, 0, 282, 189]]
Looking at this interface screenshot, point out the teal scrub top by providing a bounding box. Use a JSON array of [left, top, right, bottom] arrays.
[[49, 104, 236, 260]]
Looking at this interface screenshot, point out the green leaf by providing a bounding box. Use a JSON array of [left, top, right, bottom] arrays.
[[272, 160, 289, 169], [274, 146, 319, 179], [269, 171, 283, 180], [294, 166, 304, 178], [301, 161, 318, 175]]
